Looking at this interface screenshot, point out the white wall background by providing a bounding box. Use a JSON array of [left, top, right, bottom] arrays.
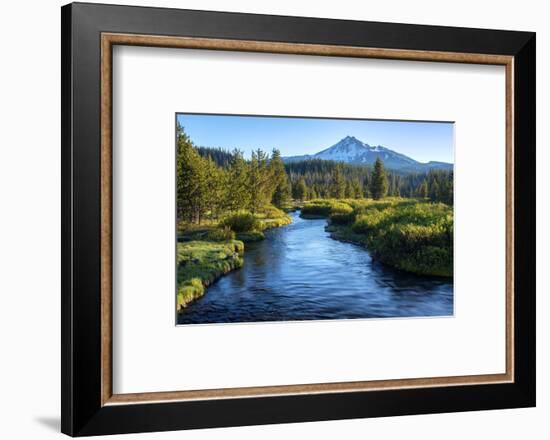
[[0, 0, 545, 439]]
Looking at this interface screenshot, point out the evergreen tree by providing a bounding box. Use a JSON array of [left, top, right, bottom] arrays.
[[309, 186, 318, 200], [176, 123, 207, 223], [370, 158, 388, 200], [393, 175, 401, 197], [226, 149, 250, 212], [445, 180, 454, 205], [345, 180, 354, 198], [363, 174, 371, 196], [270, 149, 291, 208], [294, 176, 308, 201], [204, 156, 226, 220], [196, 146, 233, 167], [352, 178, 363, 199], [330, 165, 346, 198], [417, 179, 428, 198], [248, 149, 273, 213], [429, 179, 440, 202]]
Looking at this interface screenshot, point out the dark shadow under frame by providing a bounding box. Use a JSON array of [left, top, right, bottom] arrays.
[[62, 2, 535, 436]]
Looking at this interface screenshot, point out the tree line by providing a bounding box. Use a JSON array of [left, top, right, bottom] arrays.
[[284, 158, 453, 204], [177, 124, 291, 224], [178, 125, 454, 224]]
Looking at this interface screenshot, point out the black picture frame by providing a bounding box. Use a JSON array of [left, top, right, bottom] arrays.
[[61, 2, 536, 436]]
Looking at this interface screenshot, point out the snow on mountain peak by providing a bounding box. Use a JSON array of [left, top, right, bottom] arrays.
[[283, 135, 453, 172], [314, 136, 371, 161]]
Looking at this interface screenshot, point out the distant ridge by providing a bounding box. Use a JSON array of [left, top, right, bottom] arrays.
[[283, 136, 452, 172]]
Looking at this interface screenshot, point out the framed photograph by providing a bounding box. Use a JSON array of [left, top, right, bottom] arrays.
[[61, 2, 536, 436]]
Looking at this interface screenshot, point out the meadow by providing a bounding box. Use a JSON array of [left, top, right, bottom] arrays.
[[303, 198, 453, 277], [176, 206, 291, 311]]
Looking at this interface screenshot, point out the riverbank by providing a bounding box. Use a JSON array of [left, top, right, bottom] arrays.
[[177, 240, 244, 311], [177, 207, 292, 311], [302, 198, 453, 277], [178, 209, 453, 324]]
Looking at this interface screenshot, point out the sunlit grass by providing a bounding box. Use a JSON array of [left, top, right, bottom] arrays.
[[319, 198, 453, 277], [176, 240, 244, 311], [176, 205, 292, 310]]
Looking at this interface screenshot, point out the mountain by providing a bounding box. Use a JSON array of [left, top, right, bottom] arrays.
[[283, 136, 452, 172]]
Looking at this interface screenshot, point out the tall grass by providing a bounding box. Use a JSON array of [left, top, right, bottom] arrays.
[[300, 199, 354, 217], [322, 198, 453, 277], [177, 204, 292, 310], [177, 240, 244, 310]]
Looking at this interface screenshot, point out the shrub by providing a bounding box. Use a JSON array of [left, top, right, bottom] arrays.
[[301, 199, 353, 217], [222, 212, 260, 232], [301, 201, 332, 217], [330, 202, 354, 215], [343, 199, 453, 277], [236, 231, 265, 242], [205, 226, 235, 241], [262, 205, 286, 219], [329, 212, 354, 225], [352, 209, 390, 233]]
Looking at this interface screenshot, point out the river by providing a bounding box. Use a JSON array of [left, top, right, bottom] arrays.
[[177, 211, 453, 324]]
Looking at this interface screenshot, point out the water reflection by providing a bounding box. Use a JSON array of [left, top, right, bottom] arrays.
[[177, 211, 453, 324]]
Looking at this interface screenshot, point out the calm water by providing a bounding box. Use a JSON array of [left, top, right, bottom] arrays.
[[177, 211, 453, 324]]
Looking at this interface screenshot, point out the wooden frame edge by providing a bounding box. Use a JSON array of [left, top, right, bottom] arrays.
[[100, 32, 515, 406], [101, 34, 113, 406]]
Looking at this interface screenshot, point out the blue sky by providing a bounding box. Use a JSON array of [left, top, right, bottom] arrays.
[[176, 114, 454, 164]]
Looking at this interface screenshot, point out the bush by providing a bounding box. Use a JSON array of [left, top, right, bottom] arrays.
[[262, 205, 286, 219], [205, 226, 235, 241], [301, 199, 353, 217], [330, 202, 354, 215], [352, 209, 390, 233], [222, 212, 260, 232], [236, 231, 265, 242], [337, 198, 453, 277], [329, 212, 354, 225], [301, 201, 332, 217]]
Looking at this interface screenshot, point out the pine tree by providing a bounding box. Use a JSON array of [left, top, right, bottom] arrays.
[[351, 178, 362, 199], [345, 180, 354, 198], [417, 179, 428, 198], [309, 186, 318, 200], [176, 123, 207, 223], [393, 174, 401, 197], [248, 149, 273, 213], [270, 149, 291, 208], [226, 149, 250, 212], [445, 179, 454, 205], [294, 176, 308, 201], [429, 179, 440, 202], [330, 165, 346, 198], [204, 156, 226, 220], [370, 158, 388, 200]]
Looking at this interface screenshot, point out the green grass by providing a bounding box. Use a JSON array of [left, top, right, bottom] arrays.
[[177, 240, 244, 311], [236, 231, 265, 242], [258, 215, 292, 230], [254, 206, 292, 231], [324, 198, 453, 277], [300, 199, 354, 217], [177, 205, 292, 310], [218, 207, 291, 240]]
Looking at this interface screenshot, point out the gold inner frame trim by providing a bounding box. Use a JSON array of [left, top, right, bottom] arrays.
[[100, 32, 515, 406]]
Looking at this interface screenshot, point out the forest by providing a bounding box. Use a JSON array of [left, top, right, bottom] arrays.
[[177, 124, 454, 312], [186, 140, 454, 223]]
